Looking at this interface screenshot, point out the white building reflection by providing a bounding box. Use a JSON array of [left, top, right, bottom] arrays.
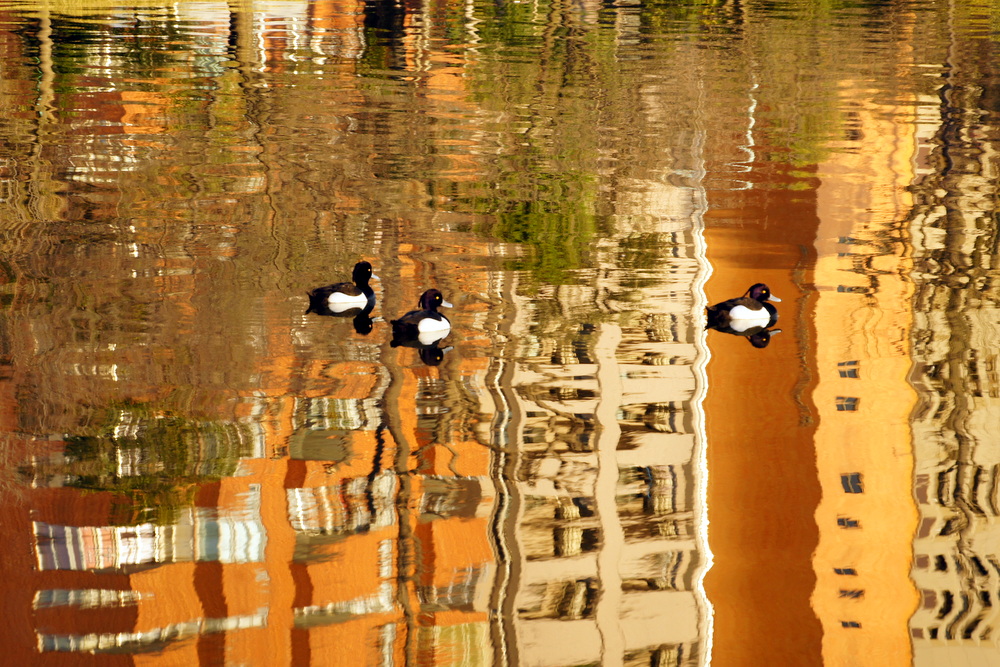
[[33, 485, 266, 570], [492, 150, 712, 664], [38, 607, 269, 653]]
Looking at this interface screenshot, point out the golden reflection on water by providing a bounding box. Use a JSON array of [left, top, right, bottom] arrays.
[[2, 1, 1000, 666]]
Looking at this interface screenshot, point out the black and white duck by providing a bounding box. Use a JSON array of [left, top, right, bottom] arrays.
[[706, 283, 781, 333], [306, 261, 378, 316], [390, 289, 453, 346]]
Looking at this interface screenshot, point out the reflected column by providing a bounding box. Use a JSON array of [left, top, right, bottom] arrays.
[[594, 321, 624, 667]]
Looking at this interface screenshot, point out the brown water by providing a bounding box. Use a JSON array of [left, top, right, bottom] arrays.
[[1, 1, 998, 665]]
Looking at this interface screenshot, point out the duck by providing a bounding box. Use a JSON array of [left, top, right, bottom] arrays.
[[306, 261, 378, 316], [706, 283, 781, 333], [390, 289, 453, 346]]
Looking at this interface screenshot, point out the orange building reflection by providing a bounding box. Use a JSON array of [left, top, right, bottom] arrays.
[[808, 85, 919, 664], [704, 46, 921, 667], [703, 159, 824, 666], [5, 272, 499, 667]]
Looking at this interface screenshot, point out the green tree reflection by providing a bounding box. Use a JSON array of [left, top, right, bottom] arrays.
[[58, 410, 251, 525]]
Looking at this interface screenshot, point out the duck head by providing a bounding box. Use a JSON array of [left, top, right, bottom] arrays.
[[419, 289, 453, 311], [352, 261, 376, 285], [746, 283, 780, 303]]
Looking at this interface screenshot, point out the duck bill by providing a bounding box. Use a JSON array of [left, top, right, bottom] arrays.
[[440, 300, 454, 308], [769, 295, 781, 302]]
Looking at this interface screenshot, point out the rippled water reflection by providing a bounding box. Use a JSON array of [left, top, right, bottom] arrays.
[[2, 1, 1000, 665]]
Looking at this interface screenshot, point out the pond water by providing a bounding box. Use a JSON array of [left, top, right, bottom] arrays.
[[1, 1, 998, 665]]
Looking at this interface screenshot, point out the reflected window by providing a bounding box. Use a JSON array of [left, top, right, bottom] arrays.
[[838, 360, 859, 378], [834, 567, 858, 576], [38, 609, 268, 653], [836, 396, 859, 411], [841, 473, 863, 493], [519, 578, 599, 621], [837, 516, 860, 529], [555, 497, 595, 520], [421, 477, 482, 519], [34, 589, 144, 610], [937, 590, 954, 618], [840, 621, 862, 628], [287, 473, 396, 536], [645, 313, 682, 344], [921, 589, 937, 609], [554, 526, 600, 557], [624, 645, 687, 667], [417, 566, 482, 611], [622, 550, 693, 592], [839, 589, 864, 599], [643, 402, 683, 434], [547, 386, 595, 401], [295, 397, 365, 431]]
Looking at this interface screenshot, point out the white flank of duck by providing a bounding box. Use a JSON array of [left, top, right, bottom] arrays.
[[726, 304, 772, 332], [327, 291, 369, 309]]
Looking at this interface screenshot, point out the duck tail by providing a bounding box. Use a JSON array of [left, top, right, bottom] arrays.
[[705, 307, 728, 329]]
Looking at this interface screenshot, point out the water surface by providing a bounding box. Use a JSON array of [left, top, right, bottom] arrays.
[[0, 1, 998, 665]]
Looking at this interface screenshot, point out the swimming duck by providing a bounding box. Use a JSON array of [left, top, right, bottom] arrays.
[[306, 261, 378, 316], [706, 283, 781, 333], [390, 289, 453, 346]]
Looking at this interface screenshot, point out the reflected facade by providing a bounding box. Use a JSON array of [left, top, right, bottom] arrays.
[[810, 64, 920, 663], [907, 7, 1000, 663]]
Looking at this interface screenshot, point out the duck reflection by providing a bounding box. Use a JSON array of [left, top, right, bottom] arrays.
[[390, 289, 454, 365], [305, 261, 378, 335], [706, 283, 782, 348], [390, 338, 453, 366]]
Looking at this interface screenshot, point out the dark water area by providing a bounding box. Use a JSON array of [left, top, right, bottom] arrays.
[[1, 1, 999, 665]]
